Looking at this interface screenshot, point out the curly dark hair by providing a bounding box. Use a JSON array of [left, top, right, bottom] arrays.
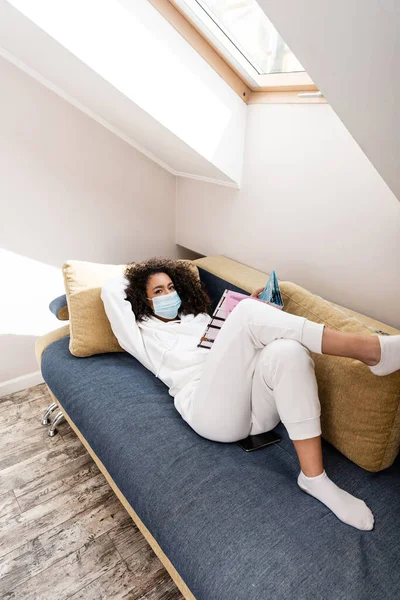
[[123, 257, 212, 322]]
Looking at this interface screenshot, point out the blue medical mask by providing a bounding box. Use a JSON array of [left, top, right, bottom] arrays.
[[147, 290, 182, 320]]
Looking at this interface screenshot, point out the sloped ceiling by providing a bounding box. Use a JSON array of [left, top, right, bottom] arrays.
[[0, 0, 246, 186], [258, 0, 400, 202]]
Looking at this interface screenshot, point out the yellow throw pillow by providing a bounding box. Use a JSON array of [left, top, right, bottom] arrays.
[[62, 259, 199, 357]]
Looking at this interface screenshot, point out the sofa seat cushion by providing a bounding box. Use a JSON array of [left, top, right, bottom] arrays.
[[192, 256, 400, 473], [41, 336, 400, 600]]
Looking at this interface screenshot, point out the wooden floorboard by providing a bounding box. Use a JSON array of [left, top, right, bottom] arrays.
[[0, 436, 87, 497], [0, 384, 185, 600], [0, 492, 20, 520], [108, 518, 150, 561]]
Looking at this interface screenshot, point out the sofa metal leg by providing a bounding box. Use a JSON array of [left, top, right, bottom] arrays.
[[48, 411, 66, 437], [41, 402, 58, 426]]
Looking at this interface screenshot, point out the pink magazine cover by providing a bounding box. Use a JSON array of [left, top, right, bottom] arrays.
[[197, 289, 283, 350]]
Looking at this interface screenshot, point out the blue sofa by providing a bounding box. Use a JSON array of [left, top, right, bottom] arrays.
[[36, 263, 400, 600]]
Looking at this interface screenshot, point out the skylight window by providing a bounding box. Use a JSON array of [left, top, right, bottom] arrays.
[[173, 0, 305, 86]]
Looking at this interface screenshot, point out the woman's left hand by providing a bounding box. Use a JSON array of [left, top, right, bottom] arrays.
[[250, 287, 265, 299]]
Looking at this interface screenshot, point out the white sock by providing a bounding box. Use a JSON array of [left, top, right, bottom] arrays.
[[297, 469, 374, 531], [368, 334, 400, 377]]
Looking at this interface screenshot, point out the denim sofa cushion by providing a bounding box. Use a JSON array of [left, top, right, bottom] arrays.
[[41, 270, 400, 600]]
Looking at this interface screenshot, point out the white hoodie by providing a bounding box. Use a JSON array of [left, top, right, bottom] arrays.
[[100, 275, 212, 403]]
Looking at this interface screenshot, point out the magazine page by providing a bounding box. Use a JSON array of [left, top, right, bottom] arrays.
[[197, 273, 284, 349], [197, 289, 230, 349]]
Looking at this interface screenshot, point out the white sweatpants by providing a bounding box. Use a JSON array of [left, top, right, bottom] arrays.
[[179, 298, 326, 443]]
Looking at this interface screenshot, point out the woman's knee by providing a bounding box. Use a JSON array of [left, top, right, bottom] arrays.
[[262, 339, 315, 370], [230, 298, 277, 329], [234, 297, 270, 317]]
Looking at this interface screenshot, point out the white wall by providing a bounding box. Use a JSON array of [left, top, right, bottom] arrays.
[[177, 104, 400, 329], [0, 56, 177, 389], [258, 0, 400, 203]]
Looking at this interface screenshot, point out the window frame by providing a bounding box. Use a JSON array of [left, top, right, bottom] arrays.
[[148, 0, 324, 103], [171, 0, 314, 89]]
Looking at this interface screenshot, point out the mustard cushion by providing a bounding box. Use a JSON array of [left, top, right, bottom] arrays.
[[192, 255, 400, 472], [62, 259, 199, 358], [279, 281, 400, 472]]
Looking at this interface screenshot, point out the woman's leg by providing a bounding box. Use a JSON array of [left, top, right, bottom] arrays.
[[182, 298, 378, 530], [251, 339, 325, 477], [321, 328, 380, 365], [250, 339, 322, 444], [271, 325, 383, 478], [322, 327, 400, 376], [179, 298, 326, 444], [180, 297, 388, 443], [291, 438, 323, 477], [251, 338, 374, 531]]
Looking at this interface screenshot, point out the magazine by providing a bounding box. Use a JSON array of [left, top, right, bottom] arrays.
[[197, 270, 284, 349]]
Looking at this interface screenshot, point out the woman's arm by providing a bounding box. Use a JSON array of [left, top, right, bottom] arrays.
[[100, 275, 154, 372]]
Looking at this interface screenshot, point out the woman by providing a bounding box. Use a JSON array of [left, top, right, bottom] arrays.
[[101, 257, 400, 532]]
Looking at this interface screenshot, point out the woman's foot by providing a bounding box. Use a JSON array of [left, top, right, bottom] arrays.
[[367, 335, 400, 376], [297, 470, 374, 530]]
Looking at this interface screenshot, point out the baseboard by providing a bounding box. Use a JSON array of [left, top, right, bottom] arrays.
[[0, 370, 45, 398]]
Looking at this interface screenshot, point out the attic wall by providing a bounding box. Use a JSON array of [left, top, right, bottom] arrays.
[[177, 104, 400, 329]]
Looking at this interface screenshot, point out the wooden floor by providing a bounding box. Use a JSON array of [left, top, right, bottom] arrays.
[[0, 383, 184, 600]]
